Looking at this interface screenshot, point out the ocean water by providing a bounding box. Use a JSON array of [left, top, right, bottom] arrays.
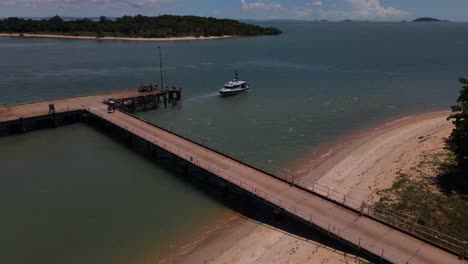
[[1, 21, 468, 263], [0, 124, 225, 264]]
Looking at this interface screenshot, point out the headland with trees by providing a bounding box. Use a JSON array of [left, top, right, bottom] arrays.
[[0, 15, 282, 40]]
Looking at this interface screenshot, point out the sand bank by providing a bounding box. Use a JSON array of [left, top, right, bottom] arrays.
[[0, 33, 236, 42]]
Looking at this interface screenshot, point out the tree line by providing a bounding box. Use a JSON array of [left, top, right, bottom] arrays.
[[448, 77, 468, 184], [0, 15, 281, 38]]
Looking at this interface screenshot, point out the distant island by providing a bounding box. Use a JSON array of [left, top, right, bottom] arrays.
[[0, 15, 282, 41], [412, 17, 449, 22]]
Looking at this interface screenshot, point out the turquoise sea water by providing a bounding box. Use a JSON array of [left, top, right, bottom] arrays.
[[1, 21, 467, 263]]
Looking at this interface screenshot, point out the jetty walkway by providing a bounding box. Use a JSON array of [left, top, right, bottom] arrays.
[[0, 89, 464, 264]]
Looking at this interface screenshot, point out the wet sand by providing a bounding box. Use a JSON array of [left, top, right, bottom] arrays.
[[0, 33, 236, 42]]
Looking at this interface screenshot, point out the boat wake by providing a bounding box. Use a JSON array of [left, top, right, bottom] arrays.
[[188, 92, 219, 101]]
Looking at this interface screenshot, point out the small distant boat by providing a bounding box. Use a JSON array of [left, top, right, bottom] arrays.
[[219, 71, 249, 96]]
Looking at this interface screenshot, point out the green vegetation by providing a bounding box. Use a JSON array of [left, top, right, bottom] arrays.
[[375, 78, 468, 254], [0, 15, 281, 38], [447, 78, 468, 179], [375, 150, 468, 248]]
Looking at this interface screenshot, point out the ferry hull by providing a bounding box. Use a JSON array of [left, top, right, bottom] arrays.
[[219, 87, 249, 96]]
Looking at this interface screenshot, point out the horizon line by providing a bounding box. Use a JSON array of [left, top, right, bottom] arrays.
[[0, 15, 465, 23]]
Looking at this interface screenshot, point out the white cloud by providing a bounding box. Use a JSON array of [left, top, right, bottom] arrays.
[[4, 1, 18, 6], [240, 0, 281, 11], [292, 0, 408, 21], [1, 0, 409, 21], [305, 1, 323, 8], [346, 0, 408, 20], [292, 1, 324, 19]]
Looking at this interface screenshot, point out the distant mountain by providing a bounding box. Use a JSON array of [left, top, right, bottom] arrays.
[[413, 17, 449, 22]]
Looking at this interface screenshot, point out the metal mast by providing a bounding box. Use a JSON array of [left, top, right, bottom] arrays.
[[158, 46, 164, 91]]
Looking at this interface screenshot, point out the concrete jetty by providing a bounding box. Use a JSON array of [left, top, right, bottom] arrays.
[[0, 88, 465, 264]]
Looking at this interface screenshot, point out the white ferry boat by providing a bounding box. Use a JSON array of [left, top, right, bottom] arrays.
[[219, 71, 249, 96]]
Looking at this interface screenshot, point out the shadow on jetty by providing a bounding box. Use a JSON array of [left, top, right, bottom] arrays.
[[84, 116, 382, 264]]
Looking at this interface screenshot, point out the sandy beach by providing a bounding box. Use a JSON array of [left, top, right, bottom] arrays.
[[160, 110, 453, 264], [0, 33, 236, 42], [296, 111, 453, 204]]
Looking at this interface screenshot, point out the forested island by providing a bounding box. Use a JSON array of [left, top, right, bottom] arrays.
[[412, 17, 448, 22], [0, 15, 281, 39]]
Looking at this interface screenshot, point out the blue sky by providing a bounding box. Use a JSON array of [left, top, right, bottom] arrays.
[[1, 0, 467, 21]]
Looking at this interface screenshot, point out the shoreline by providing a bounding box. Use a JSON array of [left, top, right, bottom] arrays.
[[292, 109, 448, 175], [0, 33, 237, 42], [295, 110, 453, 204]]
